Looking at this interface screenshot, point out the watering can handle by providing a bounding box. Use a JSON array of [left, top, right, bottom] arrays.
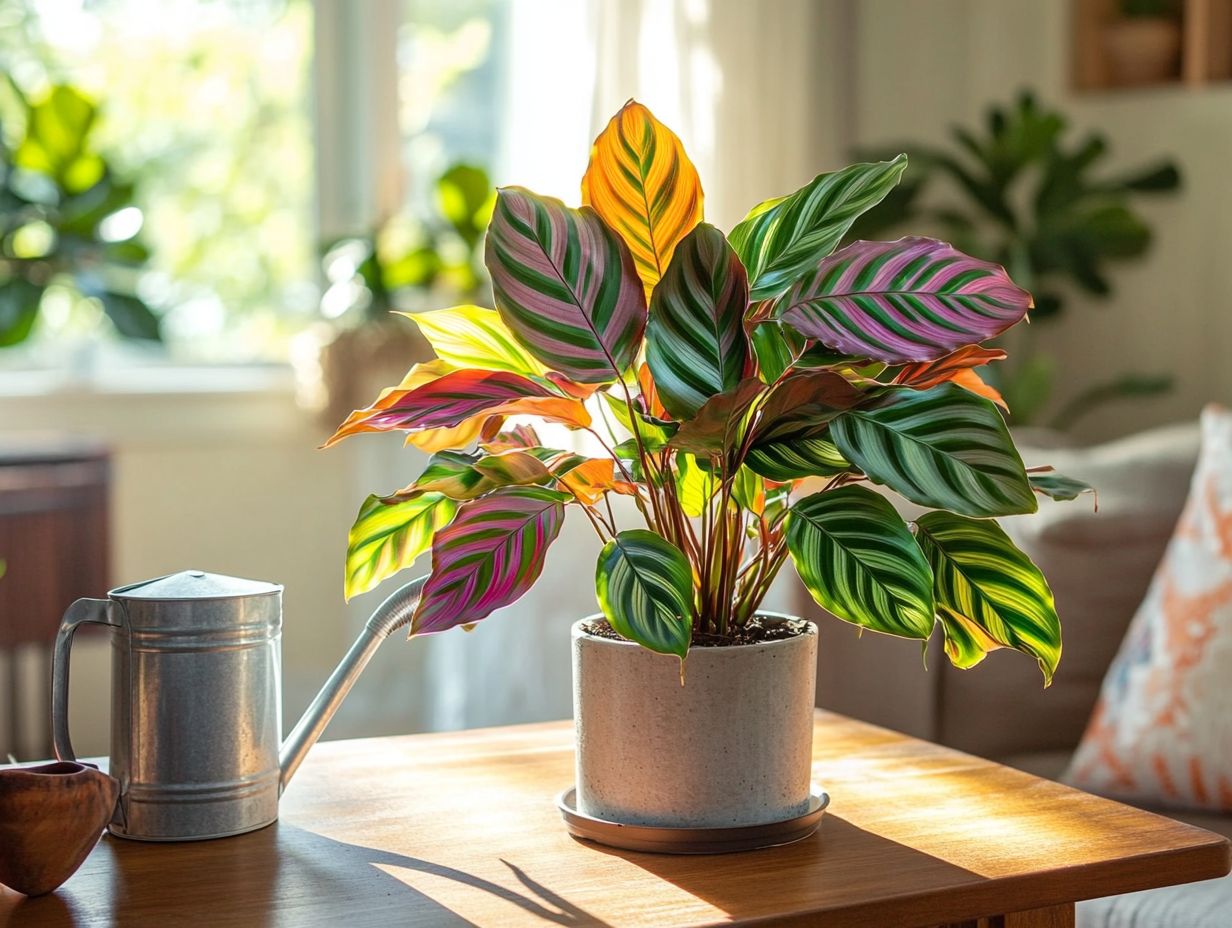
[[52, 598, 121, 762]]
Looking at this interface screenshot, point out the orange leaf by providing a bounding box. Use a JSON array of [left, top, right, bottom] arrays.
[[637, 362, 668, 419], [895, 345, 1006, 390], [582, 100, 704, 299], [950, 368, 1008, 411]]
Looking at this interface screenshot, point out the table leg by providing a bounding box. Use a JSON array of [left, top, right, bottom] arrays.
[[942, 903, 1075, 928]]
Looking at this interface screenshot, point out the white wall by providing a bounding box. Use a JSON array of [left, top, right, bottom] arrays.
[[852, 0, 1232, 441]]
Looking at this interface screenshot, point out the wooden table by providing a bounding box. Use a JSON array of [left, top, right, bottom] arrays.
[[3, 712, 1228, 927]]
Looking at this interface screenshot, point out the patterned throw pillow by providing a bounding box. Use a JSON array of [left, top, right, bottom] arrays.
[[1067, 405, 1232, 811]]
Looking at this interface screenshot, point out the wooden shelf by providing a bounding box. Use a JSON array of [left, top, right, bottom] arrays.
[[1073, 0, 1232, 91]]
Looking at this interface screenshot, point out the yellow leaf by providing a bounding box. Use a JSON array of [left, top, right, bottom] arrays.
[[582, 100, 704, 299], [401, 306, 548, 376]]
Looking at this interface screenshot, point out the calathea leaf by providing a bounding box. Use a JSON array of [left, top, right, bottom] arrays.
[[603, 392, 677, 451], [403, 305, 548, 376], [412, 486, 570, 634], [595, 529, 694, 659], [894, 344, 1006, 390], [645, 223, 751, 419], [786, 486, 934, 639], [409, 449, 553, 500], [667, 378, 765, 458], [914, 511, 1061, 684], [747, 369, 865, 446], [675, 452, 718, 518], [731, 155, 909, 300], [345, 491, 457, 601], [749, 320, 803, 383], [485, 186, 646, 383], [552, 456, 636, 504], [582, 100, 704, 299], [830, 383, 1036, 517], [1029, 473, 1097, 507], [746, 436, 850, 482], [730, 466, 765, 514], [775, 237, 1032, 364], [322, 369, 591, 448]]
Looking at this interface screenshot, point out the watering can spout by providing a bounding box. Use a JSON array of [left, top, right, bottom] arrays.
[[279, 576, 427, 793]]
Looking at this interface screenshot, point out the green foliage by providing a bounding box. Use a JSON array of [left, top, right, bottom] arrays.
[[0, 77, 158, 347], [847, 91, 1181, 425], [330, 99, 1075, 683], [320, 161, 495, 323]]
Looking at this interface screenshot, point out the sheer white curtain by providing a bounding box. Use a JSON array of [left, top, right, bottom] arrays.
[[333, 0, 856, 738]]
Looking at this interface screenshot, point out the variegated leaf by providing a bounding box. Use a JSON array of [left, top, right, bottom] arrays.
[[595, 529, 694, 659], [731, 156, 908, 300], [914, 511, 1061, 684], [345, 491, 457, 601], [787, 486, 934, 639], [831, 384, 1036, 517], [746, 436, 850, 482], [748, 369, 865, 446], [582, 100, 704, 299], [410, 449, 553, 500], [403, 305, 548, 376], [645, 223, 750, 419], [776, 237, 1032, 364], [412, 486, 569, 635], [485, 186, 646, 383], [323, 369, 591, 448]]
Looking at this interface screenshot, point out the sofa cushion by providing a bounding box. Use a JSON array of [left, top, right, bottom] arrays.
[[1068, 407, 1232, 812]]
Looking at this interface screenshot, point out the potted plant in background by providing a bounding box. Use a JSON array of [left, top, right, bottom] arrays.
[[325, 100, 1086, 848], [302, 162, 495, 426], [848, 92, 1181, 429], [0, 78, 159, 354]]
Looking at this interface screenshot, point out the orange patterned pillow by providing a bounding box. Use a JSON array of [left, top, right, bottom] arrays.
[[1067, 406, 1232, 811]]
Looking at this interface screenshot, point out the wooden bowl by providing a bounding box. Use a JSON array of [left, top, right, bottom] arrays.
[[0, 761, 118, 896]]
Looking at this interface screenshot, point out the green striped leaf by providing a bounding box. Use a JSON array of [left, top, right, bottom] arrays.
[[345, 491, 457, 601], [404, 305, 548, 376], [485, 186, 646, 383], [914, 511, 1061, 684], [645, 223, 750, 418], [1030, 473, 1096, 507], [786, 486, 934, 639], [595, 530, 694, 659], [774, 237, 1032, 364], [830, 384, 1037, 517], [746, 436, 850, 482], [411, 449, 552, 500], [730, 156, 908, 300]]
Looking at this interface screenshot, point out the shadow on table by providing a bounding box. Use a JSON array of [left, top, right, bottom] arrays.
[[2, 823, 612, 928], [572, 814, 987, 924]]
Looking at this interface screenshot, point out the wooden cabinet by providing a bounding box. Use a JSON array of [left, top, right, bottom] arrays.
[[0, 437, 110, 759], [1073, 0, 1232, 91]]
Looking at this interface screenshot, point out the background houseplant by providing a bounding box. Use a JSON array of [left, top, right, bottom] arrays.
[[849, 92, 1181, 429], [307, 162, 494, 425], [327, 100, 1082, 833], [0, 76, 158, 348]]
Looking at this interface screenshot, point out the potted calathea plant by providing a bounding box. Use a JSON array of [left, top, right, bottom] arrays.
[[325, 101, 1085, 843]]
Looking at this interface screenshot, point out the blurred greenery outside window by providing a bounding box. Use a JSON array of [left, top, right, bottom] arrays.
[[0, 0, 509, 364]]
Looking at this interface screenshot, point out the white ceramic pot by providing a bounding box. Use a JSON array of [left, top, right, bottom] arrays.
[[571, 615, 818, 828]]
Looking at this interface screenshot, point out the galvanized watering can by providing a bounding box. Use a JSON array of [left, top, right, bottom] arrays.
[[51, 569, 425, 841]]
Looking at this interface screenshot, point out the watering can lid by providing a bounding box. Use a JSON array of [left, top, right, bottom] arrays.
[[112, 570, 282, 601]]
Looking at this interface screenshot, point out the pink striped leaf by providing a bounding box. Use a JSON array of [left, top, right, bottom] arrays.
[[775, 237, 1032, 364], [484, 186, 646, 383], [411, 486, 570, 635], [323, 369, 591, 447]]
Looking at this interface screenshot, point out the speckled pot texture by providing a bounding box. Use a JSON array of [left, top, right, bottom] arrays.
[[572, 614, 818, 829]]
